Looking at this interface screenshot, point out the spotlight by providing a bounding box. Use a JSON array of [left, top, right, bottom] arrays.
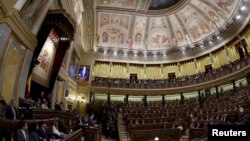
[[240, 6, 246, 11], [236, 15, 241, 20], [60, 37, 69, 41], [154, 137, 159, 141]]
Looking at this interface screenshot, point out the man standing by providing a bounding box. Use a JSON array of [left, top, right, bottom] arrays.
[[5, 99, 17, 120]]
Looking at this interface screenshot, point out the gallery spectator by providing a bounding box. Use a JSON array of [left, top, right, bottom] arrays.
[[59, 102, 65, 112], [5, 99, 18, 120]]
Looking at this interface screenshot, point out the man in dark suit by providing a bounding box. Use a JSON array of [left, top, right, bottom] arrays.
[[17, 121, 31, 141], [76, 115, 84, 129], [4, 99, 17, 141], [5, 99, 18, 120], [38, 121, 52, 141], [88, 114, 95, 127]]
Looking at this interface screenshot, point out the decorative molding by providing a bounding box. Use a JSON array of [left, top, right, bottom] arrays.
[[3, 9, 37, 51]]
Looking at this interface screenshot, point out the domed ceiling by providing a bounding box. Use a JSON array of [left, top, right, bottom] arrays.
[[94, 0, 250, 62], [149, 0, 181, 10]]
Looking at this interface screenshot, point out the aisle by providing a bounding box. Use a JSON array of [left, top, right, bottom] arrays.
[[101, 136, 117, 141], [117, 113, 129, 141]]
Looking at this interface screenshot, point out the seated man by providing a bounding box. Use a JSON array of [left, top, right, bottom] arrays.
[[88, 114, 96, 127], [76, 115, 84, 129], [38, 121, 52, 141], [17, 120, 31, 141], [82, 115, 89, 127]]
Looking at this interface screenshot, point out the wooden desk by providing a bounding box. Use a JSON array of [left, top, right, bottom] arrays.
[[84, 127, 101, 141]]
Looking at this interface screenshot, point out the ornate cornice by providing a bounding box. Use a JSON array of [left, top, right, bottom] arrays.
[[1, 7, 37, 51]]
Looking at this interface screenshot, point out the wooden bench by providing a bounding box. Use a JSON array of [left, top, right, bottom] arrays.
[[0, 118, 81, 141], [84, 127, 101, 141]]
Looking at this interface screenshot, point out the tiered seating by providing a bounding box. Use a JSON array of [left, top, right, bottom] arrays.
[[121, 85, 250, 141], [122, 101, 193, 141]]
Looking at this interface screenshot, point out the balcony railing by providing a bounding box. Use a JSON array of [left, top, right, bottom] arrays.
[[91, 57, 250, 90]]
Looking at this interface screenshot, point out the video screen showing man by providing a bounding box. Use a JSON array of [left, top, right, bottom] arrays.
[[78, 65, 90, 82]]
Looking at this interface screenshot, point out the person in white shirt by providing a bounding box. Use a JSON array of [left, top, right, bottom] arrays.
[[52, 121, 66, 139], [239, 105, 244, 113], [239, 105, 244, 117], [177, 124, 184, 134]]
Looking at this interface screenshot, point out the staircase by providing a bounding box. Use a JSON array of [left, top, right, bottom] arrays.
[[118, 113, 129, 141]]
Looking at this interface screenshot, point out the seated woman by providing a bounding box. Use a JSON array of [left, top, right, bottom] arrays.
[[52, 121, 66, 139]]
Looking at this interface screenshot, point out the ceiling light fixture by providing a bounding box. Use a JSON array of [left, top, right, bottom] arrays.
[[217, 35, 221, 40], [240, 6, 246, 11], [236, 15, 241, 20]]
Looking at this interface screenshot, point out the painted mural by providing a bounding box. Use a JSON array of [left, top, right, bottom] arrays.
[[96, 0, 241, 51], [137, 0, 149, 11], [204, 0, 240, 18], [191, 0, 225, 28], [119, 15, 130, 29], [98, 0, 136, 9], [148, 17, 172, 49], [215, 0, 237, 14], [150, 17, 168, 30], [132, 16, 147, 49], [33, 36, 57, 87], [169, 15, 188, 47], [178, 5, 213, 42], [98, 13, 130, 48], [99, 13, 110, 27]]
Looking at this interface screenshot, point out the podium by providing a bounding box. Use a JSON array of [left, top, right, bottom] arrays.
[[84, 126, 101, 141]]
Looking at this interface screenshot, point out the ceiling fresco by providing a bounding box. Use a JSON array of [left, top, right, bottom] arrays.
[[95, 0, 249, 59]]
